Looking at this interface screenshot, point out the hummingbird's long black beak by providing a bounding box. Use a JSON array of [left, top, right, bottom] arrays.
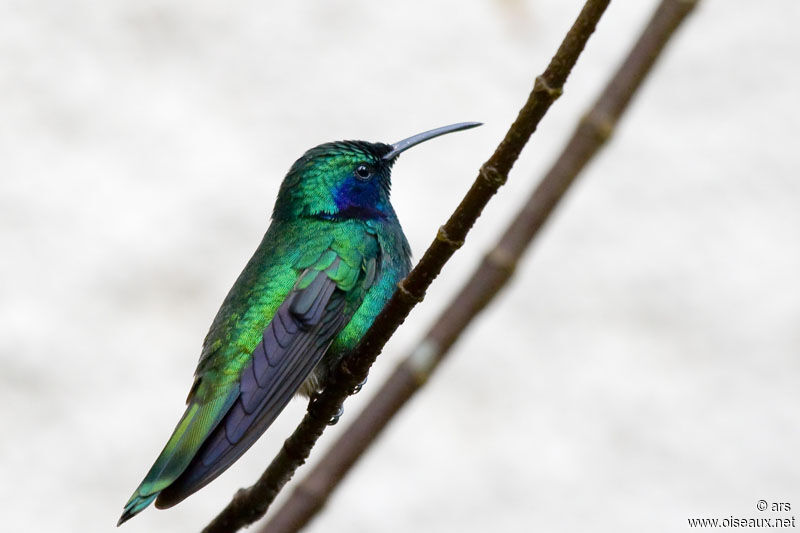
[[383, 122, 482, 160]]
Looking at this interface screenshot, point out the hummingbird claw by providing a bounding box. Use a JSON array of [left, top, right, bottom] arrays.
[[307, 393, 343, 425], [328, 404, 344, 426], [351, 376, 367, 395]]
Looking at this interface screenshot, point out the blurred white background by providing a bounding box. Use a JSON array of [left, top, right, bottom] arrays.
[[1, 1, 798, 532]]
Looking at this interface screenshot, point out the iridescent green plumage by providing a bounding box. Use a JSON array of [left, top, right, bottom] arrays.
[[118, 122, 480, 525]]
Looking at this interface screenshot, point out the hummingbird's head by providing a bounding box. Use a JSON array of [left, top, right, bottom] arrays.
[[272, 140, 396, 222], [271, 122, 481, 222]]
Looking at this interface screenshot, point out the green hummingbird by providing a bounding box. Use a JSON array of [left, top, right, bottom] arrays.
[[118, 122, 480, 525]]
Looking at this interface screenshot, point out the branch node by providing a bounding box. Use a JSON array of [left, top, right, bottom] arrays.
[[581, 109, 615, 142], [407, 340, 441, 385], [292, 482, 325, 512], [436, 225, 465, 250], [397, 279, 424, 304], [484, 247, 518, 277], [534, 75, 564, 100], [479, 164, 506, 188]]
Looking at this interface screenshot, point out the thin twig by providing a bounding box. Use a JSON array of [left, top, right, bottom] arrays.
[[257, 1, 700, 532], [202, 1, 611, 532]]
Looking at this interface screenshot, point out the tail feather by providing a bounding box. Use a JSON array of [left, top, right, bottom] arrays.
[[117, 494, 156, 526], [117, 388, 236, 526]]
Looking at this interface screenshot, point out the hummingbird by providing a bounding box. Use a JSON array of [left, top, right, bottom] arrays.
[[118, 122, 480, 525]]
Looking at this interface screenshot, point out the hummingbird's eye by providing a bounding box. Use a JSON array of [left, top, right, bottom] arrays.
[[355, 164, 372, 180]]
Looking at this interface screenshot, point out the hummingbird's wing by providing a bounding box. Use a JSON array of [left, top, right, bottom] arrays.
[[153, 249, 378, 509]]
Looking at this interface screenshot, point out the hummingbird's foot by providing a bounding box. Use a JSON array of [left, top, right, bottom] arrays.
[[307, 392, 344, 425], [351, 376, 368, 395], [328, 404, 344, 426]]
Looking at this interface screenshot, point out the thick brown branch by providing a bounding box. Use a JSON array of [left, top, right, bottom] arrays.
[[257, 1, 700, 532], [202, 1, 611, 532]]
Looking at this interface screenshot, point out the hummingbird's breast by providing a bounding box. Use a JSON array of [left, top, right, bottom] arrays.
[[304, 217, 411, 392]]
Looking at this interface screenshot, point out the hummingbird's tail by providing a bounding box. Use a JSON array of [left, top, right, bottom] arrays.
[[117, 388, 236, 526], [117, 494, 157, 526]]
